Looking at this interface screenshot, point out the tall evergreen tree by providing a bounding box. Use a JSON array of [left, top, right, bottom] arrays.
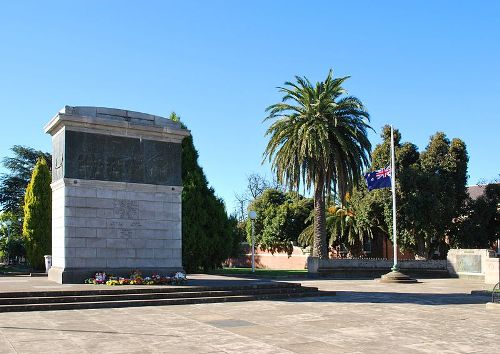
[[449, 183, 500, 248], [263, 70, 372, 259], [22, 158, 52, 270], [170, 113, 242, 272], [358, 126, 469, 258], [0, 145, 51, 215]]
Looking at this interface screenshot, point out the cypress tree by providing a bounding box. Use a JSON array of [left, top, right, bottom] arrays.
[[170, 113, 241, 272], [22, 158, 52, 270], [0, 145, 51, 215]]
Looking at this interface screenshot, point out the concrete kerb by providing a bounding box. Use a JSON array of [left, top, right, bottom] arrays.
[[486, 302, 500, 311]]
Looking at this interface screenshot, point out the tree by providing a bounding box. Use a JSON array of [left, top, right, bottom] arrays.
[[246, 189, 312, 254], [415, 133, 469, 257], [22, 158, 52, 270], [449, 183, 500, 248], [299, 192, 377, 255], [365, 126, 469, 259], [263, 70, 372, 259], [0, 145, 51, 215], [0, 211, 22, 243], [234, 173, 283, 221], [0, 211, 25, 264], [170, 113, 242, 272]]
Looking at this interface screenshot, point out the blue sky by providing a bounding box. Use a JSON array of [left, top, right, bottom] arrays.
[[1, 1, 499, 214]]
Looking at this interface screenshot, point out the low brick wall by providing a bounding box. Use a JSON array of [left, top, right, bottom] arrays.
[[228, 248, 449, 275], [226, 246, 308, 270], [307, 257, 448, 278]]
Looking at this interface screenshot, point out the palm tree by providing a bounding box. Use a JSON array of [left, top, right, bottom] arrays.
[[263, 70, 372, 259], [298, 194, 374, 254]]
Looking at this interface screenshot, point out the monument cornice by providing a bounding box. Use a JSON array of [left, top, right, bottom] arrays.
[[44, 106, 190, 143]]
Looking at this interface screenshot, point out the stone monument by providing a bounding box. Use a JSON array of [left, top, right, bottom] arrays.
[[45, 106, 189, 283]]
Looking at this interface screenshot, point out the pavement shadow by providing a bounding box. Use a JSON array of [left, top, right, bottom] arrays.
[[291, 290, 490, 306], [0, 325, 180, 337], [183, 277, 279, 288]]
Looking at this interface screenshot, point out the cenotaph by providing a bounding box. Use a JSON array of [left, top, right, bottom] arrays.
[[45, 106, 189, 283]]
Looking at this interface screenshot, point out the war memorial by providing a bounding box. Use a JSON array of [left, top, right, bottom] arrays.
[[44, 106, 190, 283]]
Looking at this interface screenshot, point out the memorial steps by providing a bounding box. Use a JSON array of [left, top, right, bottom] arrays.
[[0, 282, 336, 312]]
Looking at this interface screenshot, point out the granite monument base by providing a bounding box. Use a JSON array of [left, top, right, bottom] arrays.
[[48, 266, 184, 284], [50, 178, 183, 284]]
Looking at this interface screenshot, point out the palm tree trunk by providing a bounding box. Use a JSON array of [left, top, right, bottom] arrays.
[[313, 175, 328, 259]]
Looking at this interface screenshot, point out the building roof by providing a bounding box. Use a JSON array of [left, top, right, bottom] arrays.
[[467, 184, 500, 200], [467, 185, 487, 200]]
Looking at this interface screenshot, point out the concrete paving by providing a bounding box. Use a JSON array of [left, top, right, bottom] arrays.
[[0, 277, 498, 353], [0, 274, 279, 293]]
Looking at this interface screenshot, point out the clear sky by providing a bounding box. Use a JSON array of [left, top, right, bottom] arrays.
[[1, 1, 499, 214]]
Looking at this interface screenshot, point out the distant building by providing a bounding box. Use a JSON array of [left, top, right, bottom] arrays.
[[467, 184, 490, 200]]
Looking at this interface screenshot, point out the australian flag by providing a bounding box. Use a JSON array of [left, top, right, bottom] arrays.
[[364, 166, 391, 191]]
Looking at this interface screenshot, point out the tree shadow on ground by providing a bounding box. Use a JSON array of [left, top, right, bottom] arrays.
[[291, 290, 490, 306]]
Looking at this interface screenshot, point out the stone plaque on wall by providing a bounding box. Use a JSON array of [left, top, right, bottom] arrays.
[[456, 255, 482, 273]]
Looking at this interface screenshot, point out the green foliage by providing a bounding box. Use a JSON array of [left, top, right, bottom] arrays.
[[247, 189, 312, 255], [0, 211, 25, 263], [22, 158, 52, 270], [263, 69, 372, 259], [449, 184, 500, 248], [0, 145, 51, 215], [299, 192, 377, 256], [354, 126, 469, 259], [175, 114, 243, 272], [0, 237, 26, 263], [0, 211, 22, 240]]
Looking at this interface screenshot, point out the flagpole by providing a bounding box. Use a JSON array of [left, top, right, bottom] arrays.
[[391, 125, 398, 271], [379, 126, 415, 283]]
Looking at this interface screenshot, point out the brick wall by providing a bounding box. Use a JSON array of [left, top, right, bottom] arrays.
[[227, 246, 308, 270]]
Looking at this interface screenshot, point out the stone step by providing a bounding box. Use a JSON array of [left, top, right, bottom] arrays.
[[0, 282, 301, 299], [0, 290, 336, 313], [0, 286, 319, 305]]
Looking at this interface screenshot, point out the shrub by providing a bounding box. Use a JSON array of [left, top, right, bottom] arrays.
[[170, 113, 242, 272], [22, 158, 51, 270]]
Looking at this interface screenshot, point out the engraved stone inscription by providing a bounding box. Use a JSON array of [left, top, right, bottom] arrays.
[[64, 131, 182, 185], [130, 221, 143, 228], [114, 200, 139, 219], [456, 255, 482, 273], [118, 229, 133, 238], [109, 221, 124, 228]]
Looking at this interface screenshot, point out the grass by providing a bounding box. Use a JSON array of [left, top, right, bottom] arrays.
[[208, 267, 308, 277], [0, 263, 32, 274]]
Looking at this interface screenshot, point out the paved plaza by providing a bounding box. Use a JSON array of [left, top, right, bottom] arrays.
[[0, 277, 498, 353]]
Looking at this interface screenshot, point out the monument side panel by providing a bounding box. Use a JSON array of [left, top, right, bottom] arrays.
[[52, 128, 65, 182]]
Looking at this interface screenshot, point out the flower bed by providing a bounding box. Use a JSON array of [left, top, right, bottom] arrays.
[[84, 270, 187, 286]]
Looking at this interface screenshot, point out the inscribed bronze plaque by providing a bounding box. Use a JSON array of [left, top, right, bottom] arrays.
[[64, 131, 181, 185]]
